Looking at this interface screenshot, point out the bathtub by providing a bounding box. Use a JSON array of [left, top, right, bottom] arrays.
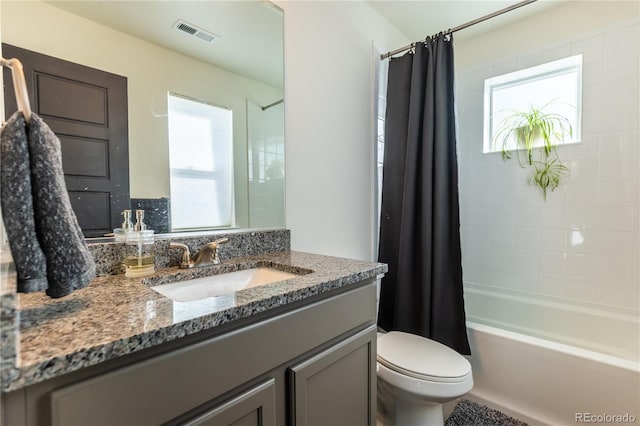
[[464, 321, 640, 426]]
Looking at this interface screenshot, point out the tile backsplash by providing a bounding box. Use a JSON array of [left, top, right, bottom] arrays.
[[89, 229, 291, 276]]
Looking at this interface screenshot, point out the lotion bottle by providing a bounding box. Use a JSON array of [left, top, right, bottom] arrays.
[[114, 209, 133, 242], [123, 210, 155, 277]]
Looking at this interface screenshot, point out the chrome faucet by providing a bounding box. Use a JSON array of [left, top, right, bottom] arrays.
[[170, 238, 229, 269]]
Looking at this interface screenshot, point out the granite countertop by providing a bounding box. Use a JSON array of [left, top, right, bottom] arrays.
[[1, 251, 386, 393]]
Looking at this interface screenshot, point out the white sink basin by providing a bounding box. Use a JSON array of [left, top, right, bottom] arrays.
[[151, 267, 299, 302]]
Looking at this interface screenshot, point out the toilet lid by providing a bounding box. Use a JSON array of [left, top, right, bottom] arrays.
[[377, 331, 471, 381]]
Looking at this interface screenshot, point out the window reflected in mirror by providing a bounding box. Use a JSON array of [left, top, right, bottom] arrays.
[[168, 94, 234, 230]]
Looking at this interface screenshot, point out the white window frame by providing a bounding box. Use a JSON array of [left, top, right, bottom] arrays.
[[483, 54, 583, 153]]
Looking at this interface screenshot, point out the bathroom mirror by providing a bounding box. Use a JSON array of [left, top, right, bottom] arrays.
[[0, 0, 284, 237]]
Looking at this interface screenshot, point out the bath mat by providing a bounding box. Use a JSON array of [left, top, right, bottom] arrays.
[[445, 399, 528, 426]]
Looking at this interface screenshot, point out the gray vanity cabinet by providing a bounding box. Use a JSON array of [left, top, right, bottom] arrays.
[[289, 326, 376, 425], [1, 279, 378, 426]]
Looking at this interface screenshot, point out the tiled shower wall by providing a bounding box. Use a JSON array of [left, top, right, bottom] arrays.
[[247, 100, 285, 229], [456, 6, 639, 360]]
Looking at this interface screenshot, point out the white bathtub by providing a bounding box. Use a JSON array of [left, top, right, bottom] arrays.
[[465, 321, 640, 426]]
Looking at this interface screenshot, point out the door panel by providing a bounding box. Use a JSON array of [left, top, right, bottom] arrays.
[[181, 379, 276, 426], [2, 43, 129, 237], [59, 135, 109, 178], [288, 325, 377, 426], [68, 192, 111, 233], [35, 73, 108, 125]]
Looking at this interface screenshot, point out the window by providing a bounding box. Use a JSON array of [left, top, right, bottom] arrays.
[[483, 54, 582, 153], [167, 93, 233, 230]]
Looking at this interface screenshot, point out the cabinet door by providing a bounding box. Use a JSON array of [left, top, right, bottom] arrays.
[[288, 325, 376, 426], [181, 379, 276, 426]]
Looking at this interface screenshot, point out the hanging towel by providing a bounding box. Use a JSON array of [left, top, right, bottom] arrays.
[[0, 112, 95, 298], [27, 113, 95, 298], [0, 112, 48, 293]]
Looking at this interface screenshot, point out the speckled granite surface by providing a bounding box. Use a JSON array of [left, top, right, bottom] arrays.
[[1, 250, 386, 393], [0, 292, 17, 390], [0, 258, 18, 388], [89, 229, 291, 276]]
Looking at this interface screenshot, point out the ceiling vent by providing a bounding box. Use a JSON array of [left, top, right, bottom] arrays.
[[173, 20, 218, 43]]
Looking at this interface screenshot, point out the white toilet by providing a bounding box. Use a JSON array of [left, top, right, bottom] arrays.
[[376, 331, 473, 426]]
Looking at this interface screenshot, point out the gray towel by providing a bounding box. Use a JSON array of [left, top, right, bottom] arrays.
[[0, 112, 48, 292], [1, 112, 96, 298]]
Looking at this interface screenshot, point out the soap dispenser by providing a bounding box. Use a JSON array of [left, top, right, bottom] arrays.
[[123, 209, 155, 278], [113, 209, 134, 242]]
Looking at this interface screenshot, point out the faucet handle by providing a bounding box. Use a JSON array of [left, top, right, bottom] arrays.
[[207, 237, 229, 264], [213, 237, 229, 246], [170, 242, 194, 269]]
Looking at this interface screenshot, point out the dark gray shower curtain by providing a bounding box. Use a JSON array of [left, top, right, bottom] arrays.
[[377, 34, 470, 355]]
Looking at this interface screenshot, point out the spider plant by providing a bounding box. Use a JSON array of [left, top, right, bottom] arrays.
[[530, 158, 569, 201], [493, 102, 572, 201]]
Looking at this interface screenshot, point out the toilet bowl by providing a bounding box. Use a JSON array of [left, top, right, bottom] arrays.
[[377, 331, 473, 426]]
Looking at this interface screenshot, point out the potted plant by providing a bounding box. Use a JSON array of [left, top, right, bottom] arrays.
[[493, 102, 572, 200]]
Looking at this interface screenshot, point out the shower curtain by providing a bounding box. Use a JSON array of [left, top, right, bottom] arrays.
[[377, 33, 470, 355]]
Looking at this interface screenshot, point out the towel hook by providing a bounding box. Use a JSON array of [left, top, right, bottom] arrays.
[[1, 57, 32, 123]]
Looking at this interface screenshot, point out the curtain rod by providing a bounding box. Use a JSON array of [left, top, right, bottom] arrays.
[[262, 99, 284, 111], [380, 0, 537, 60]]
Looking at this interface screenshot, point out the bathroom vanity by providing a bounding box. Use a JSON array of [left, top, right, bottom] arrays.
[[1, 248, 386, 425]]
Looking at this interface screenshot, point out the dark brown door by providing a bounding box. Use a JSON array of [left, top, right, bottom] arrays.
[[2, 43, 129, 238]]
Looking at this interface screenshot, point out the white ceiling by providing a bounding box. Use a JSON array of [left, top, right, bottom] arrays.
[[367, 0, 567, 46], [47, 1, 284, 88]]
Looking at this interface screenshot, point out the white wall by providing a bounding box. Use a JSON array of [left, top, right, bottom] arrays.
[[276, 1, 409, 261], [455, 1, 639, 360]]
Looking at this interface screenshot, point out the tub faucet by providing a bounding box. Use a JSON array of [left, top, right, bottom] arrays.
[[170, 238, 229, 269]]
